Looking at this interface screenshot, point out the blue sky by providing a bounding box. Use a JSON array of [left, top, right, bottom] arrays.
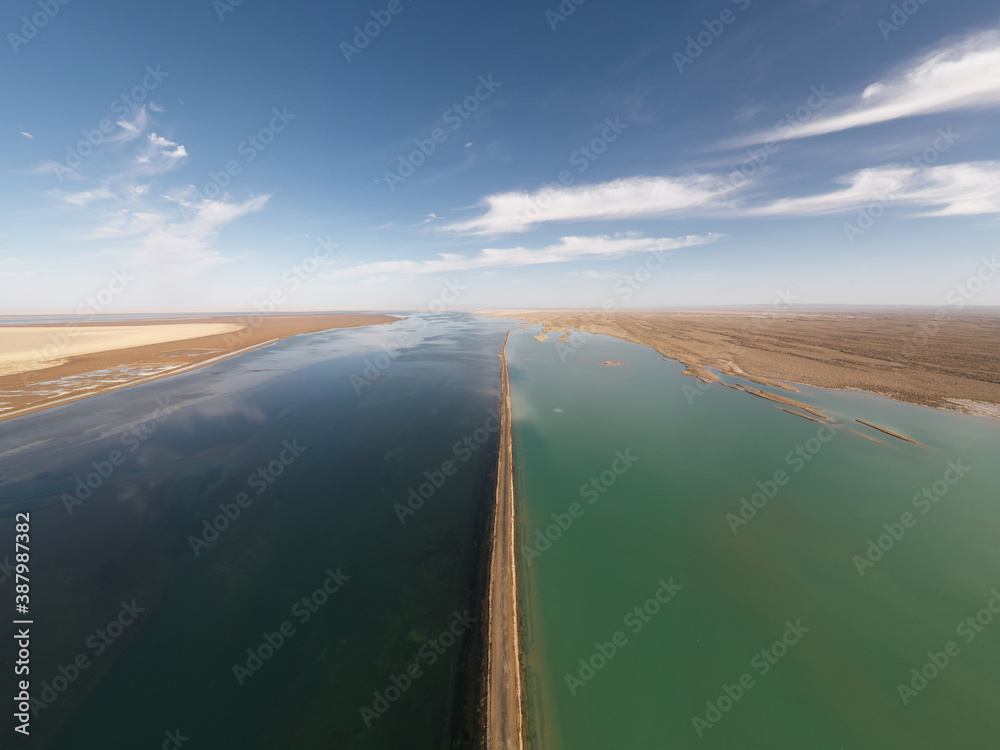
[[2, 0, 999, 312]]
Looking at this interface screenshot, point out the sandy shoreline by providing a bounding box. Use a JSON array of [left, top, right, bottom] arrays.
[[485, 331, 526, 750], [0, 313, 397, 422], [485, 309, 1000, 418]]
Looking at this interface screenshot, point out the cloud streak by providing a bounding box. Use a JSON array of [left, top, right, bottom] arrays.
[[744, 28, 1000, 144], [323, 233, 720, 280], [442, 175, 742, 235], [745, 161, 1000, 217]]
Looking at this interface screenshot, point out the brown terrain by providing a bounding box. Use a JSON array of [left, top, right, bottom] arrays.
[[485, 332, 526, 750], [488, 308, 1000, 418], [0, 313, 397, 422]]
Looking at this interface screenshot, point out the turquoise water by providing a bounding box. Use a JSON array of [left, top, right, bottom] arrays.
[[0, 314, 506, 748], [510, 329, 1000, 749]]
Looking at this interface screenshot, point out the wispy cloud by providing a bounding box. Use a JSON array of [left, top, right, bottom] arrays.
[[745, 161, 1000, 217], [29, 103, 269, 277], [111, 105, 153, 144], [442, 175, 742, 235], [743, 28, 1000, 145], [50, 187, 117, 206], [20, 131, 33, 139], [133, 132, 188, 176], [323, 233, 719, 280], [131, 194, 271, 273]]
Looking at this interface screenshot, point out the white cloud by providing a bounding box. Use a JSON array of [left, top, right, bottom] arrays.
[[323, 233, 719, 280], [133, 132, 188, 176], [746, 28, 1000, 144], [51, 187, 116, 206], [111, 106, 153, 144], [442, 175, 742, 235], [94, 208, 165, 238], [746, 161, 1000, 217], [129, 194, 271, 274], [20, 131, 33, 139]]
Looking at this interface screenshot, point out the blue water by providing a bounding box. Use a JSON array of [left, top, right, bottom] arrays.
[[0, 313, 506, 748]]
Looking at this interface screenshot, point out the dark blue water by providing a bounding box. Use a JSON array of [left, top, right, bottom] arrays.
[[0, 313, 507, 749]]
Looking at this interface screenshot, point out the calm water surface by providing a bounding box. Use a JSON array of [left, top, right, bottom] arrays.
[[0, 313, 507, 749], [510, 328, 1000, 750]]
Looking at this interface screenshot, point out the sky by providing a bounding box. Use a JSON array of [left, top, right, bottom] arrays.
[[1, 0, 999, 312]]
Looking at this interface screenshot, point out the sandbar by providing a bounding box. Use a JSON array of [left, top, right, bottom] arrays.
[[0, 313, 397, 421], [487, 309, 1000, 418]]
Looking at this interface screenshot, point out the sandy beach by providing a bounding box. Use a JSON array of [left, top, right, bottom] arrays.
[[0, 313, 397, 422], [486, 309, 1000, 417]]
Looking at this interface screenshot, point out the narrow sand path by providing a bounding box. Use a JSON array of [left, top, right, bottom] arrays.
[[486, 331, 525, 749]]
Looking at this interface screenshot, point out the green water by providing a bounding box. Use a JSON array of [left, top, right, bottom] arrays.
[[510, 329, 1000, 749]]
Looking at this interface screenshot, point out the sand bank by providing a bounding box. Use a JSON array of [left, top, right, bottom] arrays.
[[0, 313, 397, 422], [0, 323, 242, 377], [485, 331, 526, 750], [487, 309, 1000, 418]]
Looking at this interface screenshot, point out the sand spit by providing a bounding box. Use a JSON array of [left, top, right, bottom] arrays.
[[484, 309, 1000, 417], [778, 407, 826, 424], [485, 332, 526, 750], [604, 360, 627, 366], [856, 420, 920, 444], [732, 385, 829, 421], [0, 313, 397, 422], [0, 323, 246, 377], [683, 365, 719, 383]]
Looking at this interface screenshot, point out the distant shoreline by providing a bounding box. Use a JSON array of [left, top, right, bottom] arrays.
[[484, 309, 1000, 419], [0, 313, 398, 422]]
